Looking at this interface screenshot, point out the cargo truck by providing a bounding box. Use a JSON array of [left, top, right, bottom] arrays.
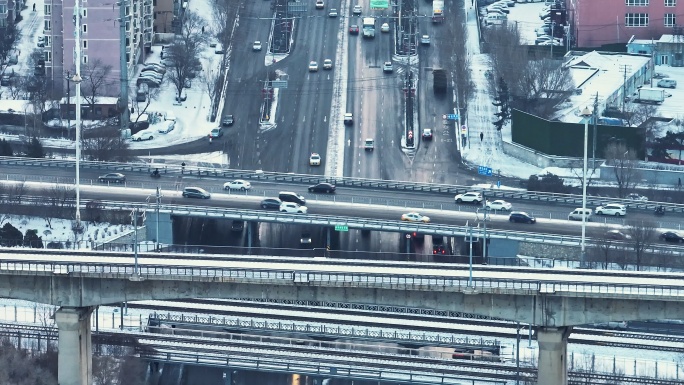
[[433, 68, 447, 94], [432, 0, 445, 22], [635, 87, 665, 104], [362, 17, 376, 38]]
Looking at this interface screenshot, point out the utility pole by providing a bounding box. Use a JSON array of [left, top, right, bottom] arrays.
[[65, 71, 71, 137], [482, 192, 488, 263], [155, 186, 161, 252], [119, 0, 129, 131], [620, 64, 630, 112], [592, 93, 598, 170], [550, 21, 555, 57], [72, 0, 83, 231]]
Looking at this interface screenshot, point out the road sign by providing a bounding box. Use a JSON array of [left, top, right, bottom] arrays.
[[461, 125, 467, 134], [478, 166, 493, 176], [288, 2, 307, 12], [335, 224, 349, 232], [445, 114, 459, 121], [497, 180, 501, 188]]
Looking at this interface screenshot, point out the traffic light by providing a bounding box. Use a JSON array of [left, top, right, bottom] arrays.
[[407, 130, 414, 146]]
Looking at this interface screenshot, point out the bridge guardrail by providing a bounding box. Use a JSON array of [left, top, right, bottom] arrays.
[[2, 156, 683, 213], [2, 259, 683, 298]]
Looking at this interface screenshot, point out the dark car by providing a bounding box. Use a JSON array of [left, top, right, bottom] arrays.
[[660, 231, 684, 243], [182, 187, 211, 199], [222, 115, 234, 126], [349, 25, 360, 34], [231, 220, 244, 232], [509, 211, 536, 224], [260, 198, 282, 210], [432, 235, 446, 254], [98, 173, 126, 183], [308, 182, 336, 193]]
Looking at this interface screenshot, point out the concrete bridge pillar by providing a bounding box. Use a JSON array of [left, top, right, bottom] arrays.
[[536, 326, 572, 385], [55, 306, 94, 385]]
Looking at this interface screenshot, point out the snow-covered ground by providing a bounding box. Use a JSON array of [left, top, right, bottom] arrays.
[[0, 214, 135, 248]]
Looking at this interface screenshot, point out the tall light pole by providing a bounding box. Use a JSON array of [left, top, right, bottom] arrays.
[[72, 0, 84, 231], [580, 107, 592, 266]]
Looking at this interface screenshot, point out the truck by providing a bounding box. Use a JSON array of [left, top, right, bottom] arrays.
[[635, 87, 665, 104], [433, 68, 447, 94], [432, 0, 445, 22], [362, 17, 376, 38]]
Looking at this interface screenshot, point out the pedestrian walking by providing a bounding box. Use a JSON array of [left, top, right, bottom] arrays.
[[33, 3, 36, 11], [480, 132, 484, 142]]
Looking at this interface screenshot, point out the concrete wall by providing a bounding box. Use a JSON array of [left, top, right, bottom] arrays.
[[502, 140, 586, 169], [145, 212, 173, 245]]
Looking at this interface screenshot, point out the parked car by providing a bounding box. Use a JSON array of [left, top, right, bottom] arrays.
[[143, 63, 166, 74], [509, 211, 536, 224], [158, 120, 175, 134], [98, 173, 126, 183], [595, 203, 626, 216], [260, 198, 282, 210], [223, 179, 252, 191], [182, 187, 211, 199], [454, 192, 483, 204], [280, 202, 308, 214], [308, 182, 336, 193], [657, 79, 677, 89], [626, 193, 648, 202], [131, 130, 155, 141]]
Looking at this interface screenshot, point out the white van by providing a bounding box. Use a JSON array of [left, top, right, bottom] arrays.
[[164, 111, 177, 121], [657, 78, 677, 89], [484, 14, 507, 25], [568, 208, 592, 221]]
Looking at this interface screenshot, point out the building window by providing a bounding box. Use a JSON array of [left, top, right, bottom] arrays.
[[83, 55, 88, 64], [44, 4, 51, 15], [82, 9, 87, 17], [45, 36, 51, 47], [665, 13, 676, 26], [82, 24, 87, 33], [665, 0, 676, 6], [83, 40, 88, 49], [626, 0, 649, 5], [44, 51, 52, 63], [625, 13, 649, 27], [44, 20, 51, 31]]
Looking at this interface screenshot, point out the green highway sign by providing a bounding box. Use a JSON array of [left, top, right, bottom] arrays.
[[335, 224, 349, 232]]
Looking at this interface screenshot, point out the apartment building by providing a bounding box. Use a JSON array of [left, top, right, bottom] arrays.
[[42, 0, 153, 100], [568, 0, 684, 48], [0, 0, 20, 27]]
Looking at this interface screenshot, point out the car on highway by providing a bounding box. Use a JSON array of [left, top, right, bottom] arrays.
[[308, 61, 319, 72], [300, 231, 312, 245], [454, 192, 483, 204], [421, 35, 431, 45], [381, 22, 390, 32], [308, 182, 336, 193], [626, 193, 648, 202], [605, 229, 632, 241], [315, 0, 324, 9], [231, 220, 244, 232], [131, 129, 155, 141], [422, 128, 432, 140], [660, 231, 684, 243], [353, 4, 362, 14], [221, 115, 234, 126], [401, 212, 430, 223], [98, 173, 126, 183], [209, 127, 223, 138], [309, 153, 322, 166], [260, 198, 282, 210], [329, 8, 338, 17], [323, 59, 333, 70], [595, 203, 626, 216], [280, 202, 308, 214], [223, 179, 252, 191], [349, 25, 360, 34], [486, 200, 512, 211], [508, 211, 535, 224], [383, 61, 393, 73], [364, 138, 375, 151], [344, 112, 353, 125], [252, 41, 262, 51], [279, 191, 306, 205], [182, 187, 211, 199]]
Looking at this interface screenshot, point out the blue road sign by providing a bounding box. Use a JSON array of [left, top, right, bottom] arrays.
[[478, 166, 493, 176], [445, 114, 459, 121], [497, 180, 501, 188]]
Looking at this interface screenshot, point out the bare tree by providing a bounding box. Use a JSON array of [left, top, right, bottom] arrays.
[[517, 58, 574, 118], [211, 0, 239, 51], [0, 338, 58, 385], [93, 356, 119, 385], [604, 142, 640, 198], [622, 102, 658, 128], [201, 68, 221, 105], [82, 59, 114, 119], [129, 85, 160, 125], [82, 126, 133, 162], [625, 219, 657, 270], [0, 22, 19, 76], [167, 10, 208, 101], [41, 185, 76, 228]]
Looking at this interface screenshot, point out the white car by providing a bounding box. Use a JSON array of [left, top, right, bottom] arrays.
[[353, 5, 362, 14], [454, 192, 483, 204], [344, 112, 353, 125], [315, 0, 324, 9], [329, 8, 338, 17], [381, 23, 390, 32], [486, 200, 512, 211], [280, 202, 308, 214], [626, 193, 648, 202], [252, 41, 262, 51], [158, 120, 175, 134], [420, 35, 431, 45], [223, 179, 252, 191], [323, 59, 333, 69], [383, 61, 393, 73], [401, 212, 430, 223], [595, 203, 626, 216], [131, 130, 154, 141], [309, 153, 322, 166], [308, 61, 319, 72]]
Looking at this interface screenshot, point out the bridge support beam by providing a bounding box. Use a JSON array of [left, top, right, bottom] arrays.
[[536, 326, 571, 385], [55, 306, 94, 385]]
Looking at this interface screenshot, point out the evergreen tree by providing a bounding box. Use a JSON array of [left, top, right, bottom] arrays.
[[26, 136, 45, 158], [24, 229, 44, 248], [0, 138, 13, 156], [0, 222, 23, 247], [492, 76, 511, 131]]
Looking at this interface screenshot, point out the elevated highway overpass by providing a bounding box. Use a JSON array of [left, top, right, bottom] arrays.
[[1, 249, 684, 385]]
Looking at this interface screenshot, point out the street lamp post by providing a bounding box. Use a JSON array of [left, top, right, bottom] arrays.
[[580, 107, 592, 266]]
